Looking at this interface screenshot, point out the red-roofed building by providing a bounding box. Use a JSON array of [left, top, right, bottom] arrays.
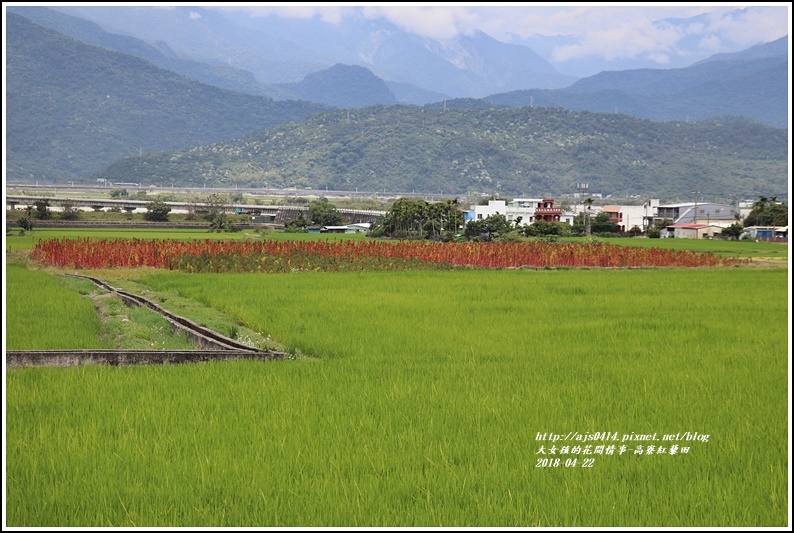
[[667, 223, 723, 239]]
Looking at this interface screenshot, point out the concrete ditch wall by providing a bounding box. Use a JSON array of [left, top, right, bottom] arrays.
[[6, 350, 284, 369]]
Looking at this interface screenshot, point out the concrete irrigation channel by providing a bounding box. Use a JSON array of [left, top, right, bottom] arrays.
[[7, 274, 285, 369], [5, 350, 284, 369]]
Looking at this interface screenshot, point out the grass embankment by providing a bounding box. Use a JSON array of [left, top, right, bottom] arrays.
[[6, 268, 788, 526]]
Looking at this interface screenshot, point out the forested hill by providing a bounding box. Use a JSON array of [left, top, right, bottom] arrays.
[[94, 106, 788, 199], [6, 13, 328, 183]]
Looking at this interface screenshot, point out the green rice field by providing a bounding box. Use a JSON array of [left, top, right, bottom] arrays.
[[4, 263, 106, 350], [5, 266, 789, 527], [591, 236, 788, 260]]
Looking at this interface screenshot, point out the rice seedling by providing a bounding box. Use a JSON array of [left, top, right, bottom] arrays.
[[5, 268, 787, 527], [4, 263, 106, 349]]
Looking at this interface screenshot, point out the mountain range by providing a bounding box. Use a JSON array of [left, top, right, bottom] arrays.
[[43, 5, 578, 100], [482, 37, 788, 128], [4, 6, 789, 198], [5, 13, 328, 183]]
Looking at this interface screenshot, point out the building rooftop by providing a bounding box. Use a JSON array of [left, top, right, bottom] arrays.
[[668, 224, 711, 229]]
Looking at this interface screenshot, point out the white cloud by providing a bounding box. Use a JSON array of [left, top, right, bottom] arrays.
[[213, 4, 789, 63], [473, 5, 788, 63], [551, 14, 684, 63], [361, 6, 478, 41], [647, 52, 671, 65], [467, 6, 712, 42], [700, 6, 790, 48], [698, 35, 722, 52], [216, 5, 350, 25], [189, 11, 202, 21]]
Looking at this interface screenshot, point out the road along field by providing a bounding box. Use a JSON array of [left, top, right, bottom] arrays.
[[5, 255, 789, 526]]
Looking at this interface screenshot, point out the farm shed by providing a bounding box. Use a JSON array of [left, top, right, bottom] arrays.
[[320, 226, 349, 234], [668, 223, 723, 239], [346, 223, 371, 233], [742, 226, 788, 240]]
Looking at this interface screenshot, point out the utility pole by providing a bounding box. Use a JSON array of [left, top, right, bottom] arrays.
[[576, 183, 589, 235], [585, 197, 593, 236], [692, 190, 700, 224], [730, 193, 740, 221]]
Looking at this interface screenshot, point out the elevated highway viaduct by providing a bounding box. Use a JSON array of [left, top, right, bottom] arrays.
[[5, 195, 386, 225]]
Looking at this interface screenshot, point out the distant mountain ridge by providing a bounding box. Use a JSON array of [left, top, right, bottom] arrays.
[[12, 5, 788, 124], [483, 37, 788, 128], [274, 64, 398, 108], [5, 6, 789, 195], [5, 13, 328, 183], [5, 5, 275, 97], [7, 6, 415, 107], [48, 5, 578, 101]]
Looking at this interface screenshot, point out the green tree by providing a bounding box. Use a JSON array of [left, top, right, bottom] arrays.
[[721, 222, 744, 240], [208, 212, 240, 233], [284, 213, 308, 233], [463, 219, 485, 240], [743, 196, 787, 227], [654, 218, 673, 230], [425, 200, 463, 240], [309, 198, 345, 226], [143, 200, 171, 222], [110, 188, 129, 198], [376, 198, 462, 240], [201, 194, 240, 230], [382, 198, 429, 238], [524, 219, 561, 237], [202, 193, 229, 222], [59, 200, 80, 220], [590, 212, 619, 234], [465, 213, 511, 241], [439, 199, 464, 235], [627, 225, 643, 237], [33, 199, 52, 220], [17, 210, 34, 232]]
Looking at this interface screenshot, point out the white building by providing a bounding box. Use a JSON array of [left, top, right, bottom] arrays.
[[654, 202, 738, 227], [463, 198, 564, 226], [602, 204, 655, 232]]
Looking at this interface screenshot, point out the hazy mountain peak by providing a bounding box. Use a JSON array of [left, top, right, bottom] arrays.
[[275, 63, 398, 108]]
